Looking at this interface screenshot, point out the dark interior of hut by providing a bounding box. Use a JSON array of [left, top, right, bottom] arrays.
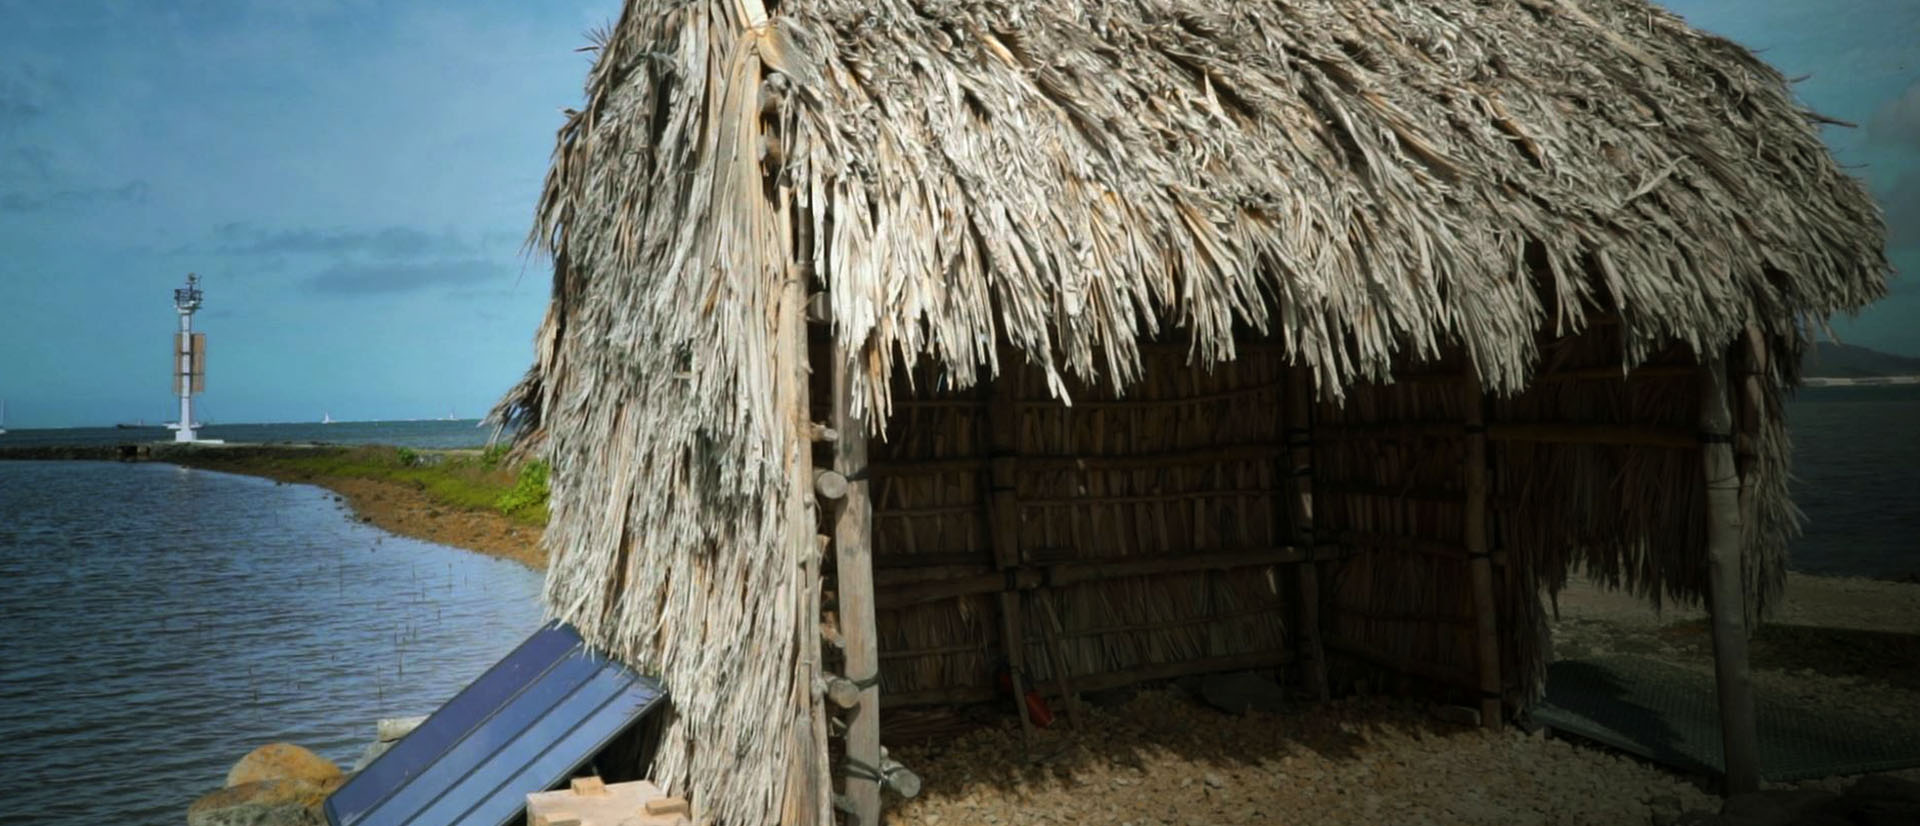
[[805, 316, 1770, 749]]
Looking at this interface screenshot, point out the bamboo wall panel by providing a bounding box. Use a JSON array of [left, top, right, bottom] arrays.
[[869, 338, 1292, 702], [1314, 349, 1478, 695]]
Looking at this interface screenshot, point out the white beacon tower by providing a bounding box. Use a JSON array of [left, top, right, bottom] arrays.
[[170, 273, 205, 442]]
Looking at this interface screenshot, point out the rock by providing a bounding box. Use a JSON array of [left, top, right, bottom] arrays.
[[1847, 774, 1920, 824], [1782, 815, 1852, 826], [376, 715, 427, 743], [1671, 811, 1728, 826], [1430, 705, 1482, 728], [187, 777, 340, 826], [226, 743, 341, 788], [1752, 789, 1840, 818], [1847, 774, 1920, 804], [1719, 792, 1791, 826], [1198, 671, 1286, 715], [1203, 772, 1226, 789]]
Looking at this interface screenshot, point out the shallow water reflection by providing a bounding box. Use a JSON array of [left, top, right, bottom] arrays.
[[0, 461, 545, 825]]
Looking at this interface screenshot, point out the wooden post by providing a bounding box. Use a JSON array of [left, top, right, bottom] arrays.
[[988, 365, 1037, 740], [1463, 364, 1502, 728], [1285, 366, 1329, 701], [831, 345, 883, 826], [1701, 355, 1761, 795]]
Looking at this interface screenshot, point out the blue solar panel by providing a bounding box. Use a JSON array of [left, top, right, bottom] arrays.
[[325, 622, 665, 826]]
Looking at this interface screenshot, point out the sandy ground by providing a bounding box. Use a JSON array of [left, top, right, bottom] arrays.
[[887, 692, 1721, 826]]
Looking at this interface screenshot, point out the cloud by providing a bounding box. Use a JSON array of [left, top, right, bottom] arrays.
[[0, 179, 149, 212], [1882, 171, 1920, 252], [211, 223, 472, 258], [305, 258, 503, 294], [0, 70, 49, 135], [1870, 81, 1920, 151]]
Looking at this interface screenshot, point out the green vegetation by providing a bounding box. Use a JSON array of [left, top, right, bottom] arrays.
[[180, 444, 549, 525], [495, 460, 550, 518]]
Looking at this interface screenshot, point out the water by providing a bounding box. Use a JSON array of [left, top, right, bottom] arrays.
[[0, 418, 496, 450], [1785, 387, 1920, 579], [0, 461, 544, 825]]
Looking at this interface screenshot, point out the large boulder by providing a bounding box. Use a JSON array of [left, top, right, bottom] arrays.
[[187, 777, 341, 826], [226, 743, 341, 788]]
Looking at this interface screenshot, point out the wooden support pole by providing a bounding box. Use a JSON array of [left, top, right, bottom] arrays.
[[1463, 365, 1502, 728], [769, 129, 830, 826], [1701, 355, 1761, 795], [831, 347, 883, 826], [987, 367, 1037, 740], [1285, 366, 1329, 702]]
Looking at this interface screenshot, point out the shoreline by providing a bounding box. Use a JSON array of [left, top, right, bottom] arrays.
[[0, 442, 549, 569], [169, 446, 550, 570]]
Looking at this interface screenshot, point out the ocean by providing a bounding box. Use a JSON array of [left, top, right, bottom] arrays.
[[0, 393, 1911, 824], [0, 418, 498, 450], [0, 459, 544, 824]]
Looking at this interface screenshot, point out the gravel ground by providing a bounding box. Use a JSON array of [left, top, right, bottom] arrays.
[[880, 574, 1920, 825], [886, 691, 1719, 826]]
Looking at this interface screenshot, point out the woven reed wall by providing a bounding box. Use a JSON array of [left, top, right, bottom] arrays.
[[817, 322, 1722, 711], [851, 340, 1295, 707]]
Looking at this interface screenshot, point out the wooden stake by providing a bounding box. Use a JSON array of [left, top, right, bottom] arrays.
[[988, 365, 1037, 741], [1463, 364, 1502, 728], [1285, 366, 1329, 702], [832, 345, 883, 826], [1701, 355, 1761, 795]]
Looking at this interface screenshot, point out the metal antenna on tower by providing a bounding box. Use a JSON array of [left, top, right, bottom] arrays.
[[170, 273, 206, 442]]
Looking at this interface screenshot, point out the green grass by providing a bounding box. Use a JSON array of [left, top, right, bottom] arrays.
[[185, 445, 549, 526]]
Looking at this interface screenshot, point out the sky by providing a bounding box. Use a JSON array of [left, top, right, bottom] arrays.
[[0, 1, 1914, 429]]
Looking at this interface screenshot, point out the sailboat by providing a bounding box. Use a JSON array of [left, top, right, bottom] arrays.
[[322, 412, 335, 425], [0, 399, 7, 435]]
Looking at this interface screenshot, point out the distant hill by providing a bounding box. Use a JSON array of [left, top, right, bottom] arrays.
[[1801, 342, 1920, 379]]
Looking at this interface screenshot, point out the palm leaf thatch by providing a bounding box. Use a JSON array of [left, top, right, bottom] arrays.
[[494, 0, 1887, 823]]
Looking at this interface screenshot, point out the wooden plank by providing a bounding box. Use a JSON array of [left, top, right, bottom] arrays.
[[1463, 365, 1502, 728], [1701, 355, 1760, 795], [1286, 366, 1329, 701], [871, 549, 1310, 610], [881, 650, 1296, 708]]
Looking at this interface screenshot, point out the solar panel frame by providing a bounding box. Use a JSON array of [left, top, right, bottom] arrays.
[[324, 622, 665, 826]]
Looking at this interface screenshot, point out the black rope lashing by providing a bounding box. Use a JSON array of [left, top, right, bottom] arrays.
[[842, 756, 884, 783]]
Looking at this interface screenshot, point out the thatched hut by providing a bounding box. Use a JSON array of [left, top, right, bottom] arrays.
[[496, 0, 1888, 822]]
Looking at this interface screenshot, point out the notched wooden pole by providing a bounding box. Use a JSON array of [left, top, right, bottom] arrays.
[[831, 346, 883, 826]]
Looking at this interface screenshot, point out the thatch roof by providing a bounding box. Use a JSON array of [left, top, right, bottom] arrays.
[[497, 1, 1888, 823]]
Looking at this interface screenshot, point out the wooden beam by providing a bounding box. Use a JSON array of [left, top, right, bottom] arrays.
[[881, 650, 1296, 708], [871, 548, 1312, 610], [1286, 366, 1330, 702], [1701, 356, 1761, 795], [986, 368, 1037, 741], [1463, 365, 1502, 729], [831, 346, 882, 826]]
